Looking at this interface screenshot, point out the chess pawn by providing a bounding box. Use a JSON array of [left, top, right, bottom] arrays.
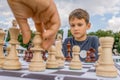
[[0, 29, 5, 68], [3, 25, 21, 70], [95, 46, 103, 67], [96, 37, 118, 77], [29, 32, 45, 71], [46, 45, 59, 69], [69, 45, 82, 69]]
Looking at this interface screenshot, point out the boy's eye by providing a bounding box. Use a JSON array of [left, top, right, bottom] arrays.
[[70, 24, 75, 27], [77, 23, 83, 26]]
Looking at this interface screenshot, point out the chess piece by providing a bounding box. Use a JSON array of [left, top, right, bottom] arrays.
[[85, 48, 96, 62], [3, 20, 21, 70], [66, 41, 72, 61], [24, 44, 33, 62], [42, 50, 47, 61], [29, 32, 45, 71], [90, 48, 96, 62], [85, 50, 91, 62], [69, 45, 82, 69], [96, 37, 118, 77], [6, 44, 11, 56], [95, 46, 103, 67], [55, 34, 65, 68], [0, 29, 6, 68], [46, 45, 59, 69], [56, 33, 63, 43]]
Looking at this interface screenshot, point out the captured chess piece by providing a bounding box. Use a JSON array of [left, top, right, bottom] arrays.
[[66, 41, 72, 61], [46, 45, 59, 69], [24, 44, 33, 62], [69, 45, 82, 69], [85, 48, 96, 62], [0, 29, 6, 68], [3, 20, 21, 70], [96, 37, 118, 77], [29, 32, 45, 71]]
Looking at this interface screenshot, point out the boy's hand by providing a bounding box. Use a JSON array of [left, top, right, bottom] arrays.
[[7, 0, 61, 50]]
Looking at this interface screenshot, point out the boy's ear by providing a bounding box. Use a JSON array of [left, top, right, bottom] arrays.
[[87, 23, 91, 30]]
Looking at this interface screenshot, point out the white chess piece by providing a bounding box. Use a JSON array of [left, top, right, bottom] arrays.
[[96, 37, 118, 77], [3, 20, 21, 70], [69, 45, 82, 69], [0, 29, 6, 68], [95, 46, 103, 67], [55, 34, 65, 67], [29, 32, 46, 71], [46, 45, 59, 69]]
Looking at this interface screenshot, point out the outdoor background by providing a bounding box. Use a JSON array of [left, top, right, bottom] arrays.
[[0, 0, 120, 53]]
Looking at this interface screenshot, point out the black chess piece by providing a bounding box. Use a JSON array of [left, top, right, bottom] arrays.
[[65, 41, 72, 61], [85, 48, 96, 62], [24, 44, 33, 62]]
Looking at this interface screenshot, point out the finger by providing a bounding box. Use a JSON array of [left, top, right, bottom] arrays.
[[41, 35, 55, 50], [16, 18, 31, 44], [35, 23, 45, 34]]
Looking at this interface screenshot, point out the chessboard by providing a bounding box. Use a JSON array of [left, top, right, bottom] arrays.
[[0, 58, 120, 80]]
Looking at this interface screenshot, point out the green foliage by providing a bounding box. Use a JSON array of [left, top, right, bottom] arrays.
[[6, 31, 10, 42], [68, 29, 72, 37], [88, 30, 120, 54], [5, 28, 120, 54], [5, 30, 35, 48], [57, 29, 64, 36], [88, 30, 114, 37], [18, 30, 35, 48]]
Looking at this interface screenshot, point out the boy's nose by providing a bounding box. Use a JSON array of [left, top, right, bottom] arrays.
[[74, 26, 79, 30]]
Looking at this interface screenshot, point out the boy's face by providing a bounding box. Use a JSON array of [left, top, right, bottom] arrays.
[[69, 18, 90, 40]]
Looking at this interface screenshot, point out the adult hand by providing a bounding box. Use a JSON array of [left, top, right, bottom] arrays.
[[7, 0, 61, 50]]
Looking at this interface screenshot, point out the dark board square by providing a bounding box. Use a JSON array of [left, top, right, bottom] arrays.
[[0, 71, 23, 77], [23, 74, 56, 80], [51, 71, 84, 76], [64, 77, 97, 80], [87, 69, 96, 72]]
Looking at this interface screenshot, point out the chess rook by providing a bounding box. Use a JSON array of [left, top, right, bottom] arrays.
[[96, 37, 118, 77]]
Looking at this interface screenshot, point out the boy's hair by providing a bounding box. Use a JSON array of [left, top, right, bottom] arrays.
[[69, 8, 89, 24]]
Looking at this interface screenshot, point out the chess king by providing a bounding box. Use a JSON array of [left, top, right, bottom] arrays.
[[62, 8, 99, 62], [3, 20, 21, 70]]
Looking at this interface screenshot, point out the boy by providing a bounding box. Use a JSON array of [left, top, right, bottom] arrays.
[[62, 8, 99, 62]]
